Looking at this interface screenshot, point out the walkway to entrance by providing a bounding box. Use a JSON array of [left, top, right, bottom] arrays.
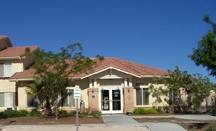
[[102, 114, 141, 126]]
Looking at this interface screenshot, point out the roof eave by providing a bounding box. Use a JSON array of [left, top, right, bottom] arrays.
[[141, 75, 170, 78], [10, 78, 34, 82], [10, 76, 82, 82], [0, 56, 26, 60]]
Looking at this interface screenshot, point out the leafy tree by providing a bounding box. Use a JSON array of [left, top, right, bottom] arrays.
[[23, 43, 103, 119], [150, 66, 212, 113], [189, 14, 216, 77], [189, 14, 216, 112]]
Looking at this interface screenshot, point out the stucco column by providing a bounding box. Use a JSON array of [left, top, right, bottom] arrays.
[[124, 78, 128, 87], [89, 79, 92, 87], [129, 78, 132, 87], [87, 88, 99, 110], [123, 87, 134, 113], [94, 79, 97, 87]]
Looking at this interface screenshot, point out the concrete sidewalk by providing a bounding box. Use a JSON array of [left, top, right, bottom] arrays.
[[102, 114, 186, 131], [1, 114, 214, 131], [0, 124, 150, 131], [130, 114, 216, 120]]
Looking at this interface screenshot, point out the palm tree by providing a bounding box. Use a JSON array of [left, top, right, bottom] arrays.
[[26, 79, 52, 115]]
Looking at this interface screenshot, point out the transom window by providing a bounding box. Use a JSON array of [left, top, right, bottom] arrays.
[[136, 83, 149, 105]]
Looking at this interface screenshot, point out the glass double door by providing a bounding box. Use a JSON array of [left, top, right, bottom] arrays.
[[101, 88, 122, 114]]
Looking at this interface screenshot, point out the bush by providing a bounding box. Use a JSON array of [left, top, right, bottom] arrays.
[[29, 110, 42, 116], [155, 108, 163, 114], [133, 108, 160, 114], [147, 108, 159, 114], [18, 110, 29, 116], [133, 108, 148, 114], [206, 123, 216, 131], [89, 110, 101, 118], [1, 110, 21, 118], [58, 109, 70, 117], [0, 111, 3, 117]]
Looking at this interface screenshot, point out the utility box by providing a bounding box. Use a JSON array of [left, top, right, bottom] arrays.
[[80, 100, 85, 112]]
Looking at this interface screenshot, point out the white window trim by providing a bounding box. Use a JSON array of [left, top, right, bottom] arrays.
[[62, 89, 75, 107], [0, 63, 12, 77], [136, 83, 150, 106], [0, 92, 13, 107]]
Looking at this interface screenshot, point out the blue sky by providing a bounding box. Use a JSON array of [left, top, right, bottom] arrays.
[[1, 0, 216, 82]]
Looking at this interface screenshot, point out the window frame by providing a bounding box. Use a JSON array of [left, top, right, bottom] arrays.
[[0, 92, 13, 107], [61, 89, 75, 107], [135, 83, 150, 106], [0, 63, 12, 77], [27, 93, 40, 108]]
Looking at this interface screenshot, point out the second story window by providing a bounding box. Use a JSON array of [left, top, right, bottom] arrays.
[[0, 63, 12, 77]]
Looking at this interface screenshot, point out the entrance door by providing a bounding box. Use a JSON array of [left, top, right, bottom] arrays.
[[101, 88, 123, 114]]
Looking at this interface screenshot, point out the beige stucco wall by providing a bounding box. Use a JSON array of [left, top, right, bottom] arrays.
[[12, 61, 23, 74], [0, 79, 16, 92], [132, 77, 169, 108], [0, 80, 16, 111], [17, 87, 28, 110], [73, 78, 89, 109]]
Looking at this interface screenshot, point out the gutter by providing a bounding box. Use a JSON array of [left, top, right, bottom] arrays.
[[0, 56, 26, 60], [10, 78, 33, 82]]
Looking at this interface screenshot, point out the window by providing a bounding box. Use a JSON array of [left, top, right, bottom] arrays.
[[61, 89, 75, 107], [136, 83, 149, 105], [0, 93, 13, 107], [0, 63, 12, 77], [27, 94, 40, 107]]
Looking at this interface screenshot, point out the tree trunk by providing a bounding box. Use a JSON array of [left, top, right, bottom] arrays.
[[187, 95, 192, 113], [55, 95, 59, 120], [45, 97, 52, 116]]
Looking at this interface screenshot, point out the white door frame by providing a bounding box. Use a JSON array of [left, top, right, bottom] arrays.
[[99, 87, 123, 114]]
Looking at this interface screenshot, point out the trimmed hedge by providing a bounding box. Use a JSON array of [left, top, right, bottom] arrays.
[[0, 109, 42, 118], [133, 108, 160, 114]]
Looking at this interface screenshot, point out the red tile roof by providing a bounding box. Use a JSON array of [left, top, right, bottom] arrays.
[[0, 36, 12, 47], [0, 36, 9, 40], [0, 46, 39, 57], [10, 57, 167, 80]]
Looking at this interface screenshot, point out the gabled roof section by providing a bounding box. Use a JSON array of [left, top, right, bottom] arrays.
[[79, 57, 168, 78], [0, 36, 12, 47], [10, 57, 168, 81]]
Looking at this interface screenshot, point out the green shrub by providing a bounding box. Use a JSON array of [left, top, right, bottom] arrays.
[[133, 108, 148, 114], [0, 111, 3, 117], [58, 109, 69, 117], [211, 108, 216, 116], [156, 108, 163, 114], [18, 110, 29, 116], [206, 122, 216, 131], [76, 109, 101, 118], [29, 110, 41, 116], [2, 110, 21, 118], [90, 110, 101, 118], [147, 108, 159, 114]]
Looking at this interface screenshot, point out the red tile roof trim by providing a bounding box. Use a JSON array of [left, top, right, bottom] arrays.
[[0, 46, 39, 57]]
